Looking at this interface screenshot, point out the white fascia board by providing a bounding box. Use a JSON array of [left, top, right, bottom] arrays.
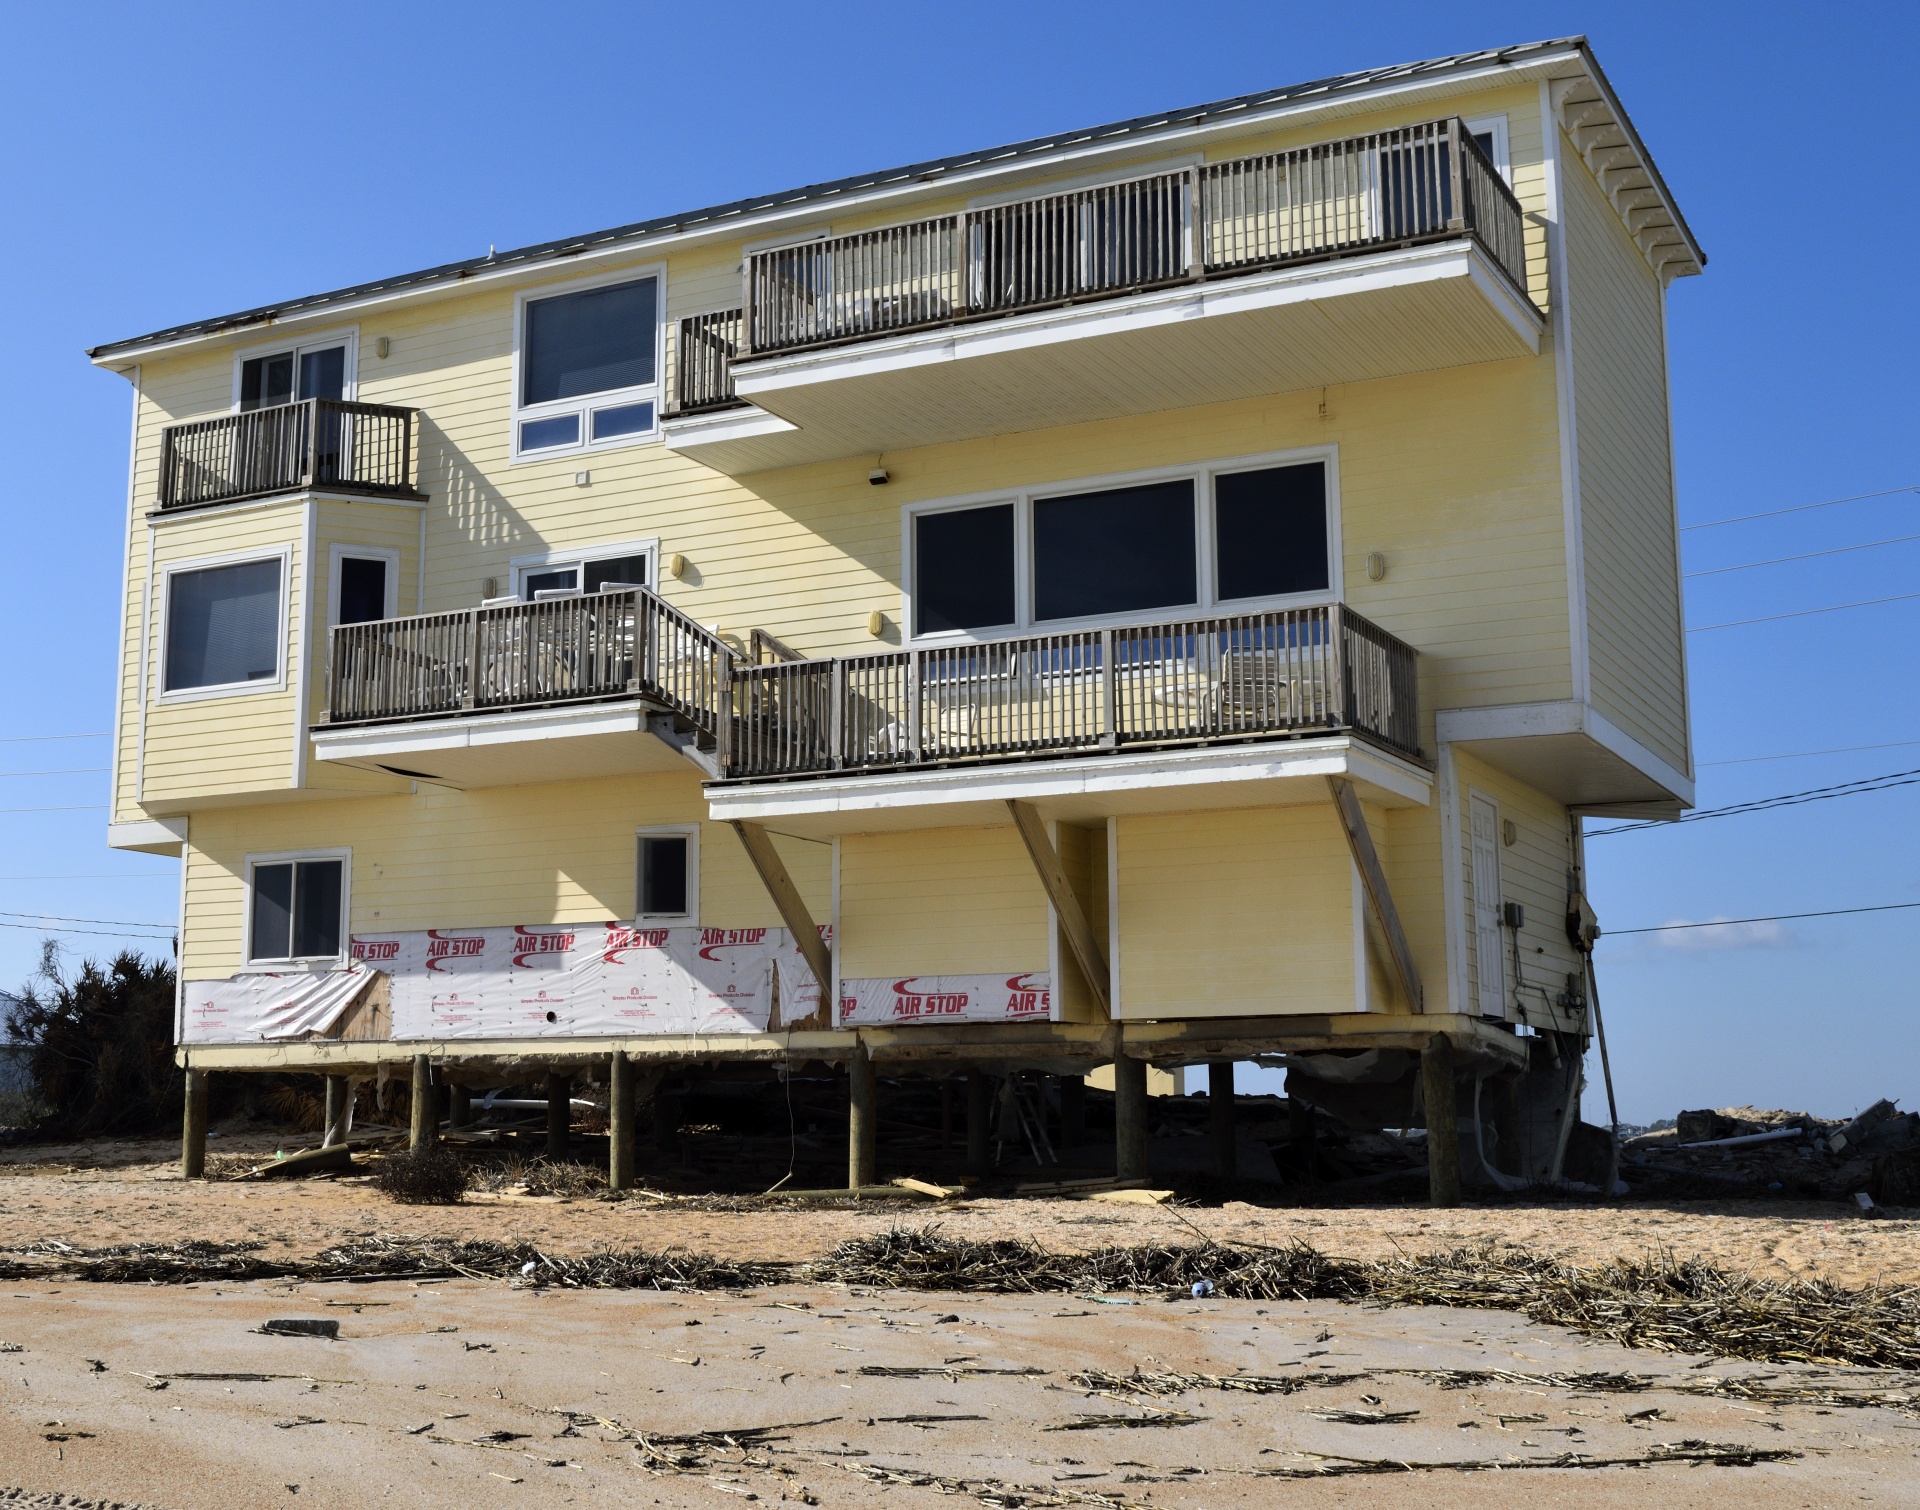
[[1435, 699, 1695, 806], [660, 406, 799, 449], [107, 816, 188, 855], [734, 242, 1540, 399], [312, 701, 649, 763], [93, 51, 1585, 371], [705, 737, 1432, 823]]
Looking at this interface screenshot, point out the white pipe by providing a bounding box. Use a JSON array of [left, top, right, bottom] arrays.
[[1674, 1125, 1804, 1151]]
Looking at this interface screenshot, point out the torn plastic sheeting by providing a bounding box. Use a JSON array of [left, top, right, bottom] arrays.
[[184, 964, 377, 1043]]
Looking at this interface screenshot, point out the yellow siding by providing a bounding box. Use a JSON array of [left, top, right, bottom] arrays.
[[1115, 805, 1357, 1020], [1562, 130, 1689, 776], [838, 826, 1050, 980], [179, 770, 828, 978]]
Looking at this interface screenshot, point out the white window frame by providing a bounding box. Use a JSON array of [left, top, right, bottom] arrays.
[[229, 326, 360, 411], [155, 546, 291, 704], [242, 846, 351, 971], [327, 544, 401, 628], [899, 445, 1341, 644], [1463, 113, 1511, 184], [510, 263, 666, 462], [507, 536, 660, 600], [635, 824, 699, 924]]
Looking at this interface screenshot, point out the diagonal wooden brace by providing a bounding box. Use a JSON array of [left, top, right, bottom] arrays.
[[728, 821, 833, 998], [1005, 800, 1110, 1016], [1327, 775, 1425, 1013]]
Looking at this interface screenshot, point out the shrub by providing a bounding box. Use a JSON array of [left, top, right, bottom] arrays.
[[375, 1144, 469, 1204], [6, 951, 178, 1139]]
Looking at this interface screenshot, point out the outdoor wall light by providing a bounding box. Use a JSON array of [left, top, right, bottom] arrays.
[[374, 336, 391, 359], [664, 553, 687, 580], [1366, 551, 1387, 581], [866, 610, 886, 636], [869, 468, 890, 485]]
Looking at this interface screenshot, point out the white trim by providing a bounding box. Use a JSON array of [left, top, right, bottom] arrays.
[[228, 326, 359, 410], [148, 488, 427, 526], [292, 500, 315, 788], [106, 816, 188, 854], [740, 225, 831, 257], [1461, 113, 1511, 182], [507, 536, 659, 599], [510, 262, 666, 462], [1105, 815, 1121, 1021], [1044, 818, 1062, 1025], [327, 544, 403, 628], [1541, 81, 1589, 705], [1435, 742, 1469, 1017], [635, 824, 700, 923], [312, 698, 655, 766], [829, 836, 843, 1026], [93, 43, 1612, 367], [1659, 288, 1694, 781], [154, 546, 292, 704], [136, 522, 155, 804], [111, 365, 141, 826], [1435, 699, 1695, 806], [416, 506, 428, 616], [900, 445, 1341, 643], [966, 152, 1203, 208], [1351, 862, 1369, 1012], [241, 846, 351, 969], [661, 405, 798, 448], [1466, 789, 1505, 1018], [175, 837, 189, 1041]]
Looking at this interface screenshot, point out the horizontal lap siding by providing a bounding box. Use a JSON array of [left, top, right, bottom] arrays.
[[1564, 134, 1689, 776], [1116, 805, 1356, 1019], [179, 772, 829, 978], [838, 827, 1049, 980]]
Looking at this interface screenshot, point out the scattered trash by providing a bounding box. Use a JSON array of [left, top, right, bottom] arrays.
[[1311, 1407, 1420, 1425], [259, 1319, 339, 1340], [1044, 1410, 1205, 1431], [1189, 1280, 1215, 1299], [1084, 1188, 1172, 1207], [247, 1144, 353, 1181]]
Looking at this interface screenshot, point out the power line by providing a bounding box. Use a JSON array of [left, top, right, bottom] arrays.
[[0, 732, 109, 744], [0, 908, 174, 932], [0, 874, 176, 882], [1688, 591, 1920, 633], [1702, 740, 1920, 767], [0, 919, 174, 941], [1685, 532, 1920, 578], [0, 768, 108, 779], [1682, 484, 1917, 532], [1603, 901, 1920, 937], [1589, 766, 1920, 835], [0, 805, 106, 815]]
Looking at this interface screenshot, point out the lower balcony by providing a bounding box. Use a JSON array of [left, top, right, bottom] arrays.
[[314, 591, 1421, 807], [157, 398, 423, 511]]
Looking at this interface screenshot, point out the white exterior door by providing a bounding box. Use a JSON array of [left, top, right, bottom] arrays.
[[1469, 791, 1505, 1018]]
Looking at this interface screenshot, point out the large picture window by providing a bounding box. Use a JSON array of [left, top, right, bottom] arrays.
[[247, 854, 346, 964], [907, 452, 1335, 638], [514, 272, 661, 458], [163, 557, 283, 693]]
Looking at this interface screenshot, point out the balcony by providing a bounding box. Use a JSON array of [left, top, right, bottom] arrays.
[[157, 398, 422, 511], [663, 118, 1539, 474], [314, 589, 1420, 813]]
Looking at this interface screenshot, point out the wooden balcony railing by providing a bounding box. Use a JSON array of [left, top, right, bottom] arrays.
[[325, 587, 730, 739], [670, 308, 745, 415], [157, 398, 418, 510], [731, 117, 1526, 369], [726, 604, 1419, 780]]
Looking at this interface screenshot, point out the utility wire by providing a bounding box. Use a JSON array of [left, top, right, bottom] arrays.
[[1702, 739, 1920, 767], [0, 874, 176, 882], [1682, 485, 1917, 532], [0, 908, 174, 932], [0, 768, 108, 778], [1689, 591, 1920, 633], [1685, 532, 1920, 578], [1603, 901, 1920, 936], [0, 732, 109, 744], [0, 805, 106, 815], [0, 919, 174, 941], [1589, 766, 1920, 835]]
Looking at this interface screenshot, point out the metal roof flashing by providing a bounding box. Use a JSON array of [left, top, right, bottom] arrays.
[[87, 37, 1696, 368]]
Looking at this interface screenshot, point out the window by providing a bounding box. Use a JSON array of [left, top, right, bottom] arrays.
[[1462, 114, 1511, 183], [235, 336, 351, 411], [514, 272, 661, 458], [510, 540, 657, 600], [163, 557, 283, 693], [337, 557, 388, 625], [636, 827, 697, 921], [248, 854, 346, 964], [906, 451, 1336, 638]]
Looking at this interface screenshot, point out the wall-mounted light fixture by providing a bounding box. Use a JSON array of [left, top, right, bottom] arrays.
[[1365, 551, 1388, 582], [374, 336, 391, 359], [1502, 818, 1518, 847], [663, 553, 687, 580], [868, 468, 890, 486], [866, 610, 886, 636]]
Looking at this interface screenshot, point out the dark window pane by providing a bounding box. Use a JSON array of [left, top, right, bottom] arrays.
[[519, 414, 580, 451], [584, 555, 649, 592], [523, 278, 658, 404], [164, 559, 281, 691], [522, 566, 578, 599], [240, 352, 294, 411], [249, 863, 294, 961], [1034, 480, 1195, 621], [591, 401, 654, 440], [292, 860, 342, 958], [1214, 464, 1329, 600], [337, 557, 387, 625], [639, 836, 689, 916], [915, 504, 1015, 634], [297, 346, 345, 401]]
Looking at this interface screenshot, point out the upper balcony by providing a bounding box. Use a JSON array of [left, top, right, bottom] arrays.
[[156, 398, 423, 512], [310, 588, 1423, 819], [664, 117, 1539, 475]]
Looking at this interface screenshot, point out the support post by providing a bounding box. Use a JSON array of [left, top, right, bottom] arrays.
[[1113, 1055, 1148, 1183], [1004, 800, 1108, 1014], [1057, 1074, 1085, 1151], [848, 1042, 877, 1190], [609, 1052, 636, 1192], [1326, 776, 1424, 1012], [966, 1070, 992, 1177], [1208, 1062, 1237, 1179], [323, 1075, 350, 1149], [939, 1079, 953, 1152], [546, 1070, 571, 1161], [1422, 1033, 1462, 1208], [447, 1083, 472, 1131], [181, 1069, 209, 1180], [728, 821, 832, 998], [409, 1055, 435, 1153]]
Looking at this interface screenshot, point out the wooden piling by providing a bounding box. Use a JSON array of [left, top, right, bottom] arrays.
[[609, 1052, 636, 1192], [847, 1042, 877, 1189], [1113, 1055, 1148, 1183], [546, 1070, 571, 1161], [1208, 1061, 1237, 1179], [447, 1083, 472, 1131], [181, 1069, 209, 1180], [323, 1075, 350, 1149], [966, 1070, 992, 1177], [1057, 1073, 1086, 1151], [409, 1056, 435, 1153], [1422, 1032, 1462, 1208]]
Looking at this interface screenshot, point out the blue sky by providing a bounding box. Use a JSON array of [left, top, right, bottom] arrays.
[[2, 3, 1914, 1123]]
